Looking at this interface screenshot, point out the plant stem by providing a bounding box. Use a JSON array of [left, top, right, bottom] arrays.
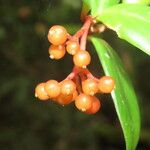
[[80, 16, 92, 50]]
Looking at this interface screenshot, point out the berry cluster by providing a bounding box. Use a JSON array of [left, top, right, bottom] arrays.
[[47, 25, 91, 68], [35, 16, 115, 114]]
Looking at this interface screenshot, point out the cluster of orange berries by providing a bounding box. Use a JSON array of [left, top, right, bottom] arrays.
[[35, 22, 115, 115], [35, 76, 115, 114], [48, 25, 91, 68]]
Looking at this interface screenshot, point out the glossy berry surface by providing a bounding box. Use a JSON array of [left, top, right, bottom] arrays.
[[49, 45, 66, 60], [56, 93, 73, 105], [82, 79, 98, 95], [48, 25, 68, 45], [75, 93, 92, 112], [66, 41, 80, 55], [44, 80, 60, 98], [60, 80, 76, 95], [85, 96, 101, 114], [35, 83, 49, 100], [98, 76, 115, 93], [73, 50, 91, 68]]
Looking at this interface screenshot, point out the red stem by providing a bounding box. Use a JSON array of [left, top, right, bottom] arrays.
[[65, 16, 99, 84], [80, 16, 92, 50], [74, 75, 82, 94], [65, 66, 79, 80], [66, 66, 99, 82], [69, 16, 92, 44]]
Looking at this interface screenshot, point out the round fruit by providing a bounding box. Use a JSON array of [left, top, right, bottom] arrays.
[[49, 45, 66, 60], [98, 76, 115, 93], [35, 83, 49, 100], [73, 50, 91, 68], [60, 80, 76, 95], [82, 79, 98, 95], [75, 93, 92, 112], [85, 96, 101, 114], [47, 25, 68, 45], [56, 93, 73, 105], [44, 80, 60, 98], [66, 41, 80, 55]]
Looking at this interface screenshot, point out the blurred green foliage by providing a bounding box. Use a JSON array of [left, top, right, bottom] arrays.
[[0, 0, 150, 149]]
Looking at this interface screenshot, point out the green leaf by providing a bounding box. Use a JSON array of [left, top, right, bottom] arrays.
[[82, 0, 119, 17], [97, 4, 150, 55], [91, 37, 140, 150], [123, 0, 150, 5]]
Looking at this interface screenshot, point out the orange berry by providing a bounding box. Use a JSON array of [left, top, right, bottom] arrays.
[[82, 79, 98, 95], [60, 80, 76, 95], [75, 94, 92, 112], [44, 80, 60, 98], [49, 45, 66, 59], [66, 41, 80, 55], [73, 50, 91, 68], [47, 25, 68, 45], [56, 93, 73, 105], [85, 96, 101, 114], [35, 83, 49, 100], [98, 76, 115, 93]]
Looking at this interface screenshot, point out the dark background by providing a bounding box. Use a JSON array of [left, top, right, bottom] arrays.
[[0, 0, 150, 149]]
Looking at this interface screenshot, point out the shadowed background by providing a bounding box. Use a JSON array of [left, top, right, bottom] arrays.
[[0, 0, 150, 149]]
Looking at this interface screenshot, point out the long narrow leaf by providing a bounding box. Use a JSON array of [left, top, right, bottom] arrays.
[[91, 37, 140, 150]]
